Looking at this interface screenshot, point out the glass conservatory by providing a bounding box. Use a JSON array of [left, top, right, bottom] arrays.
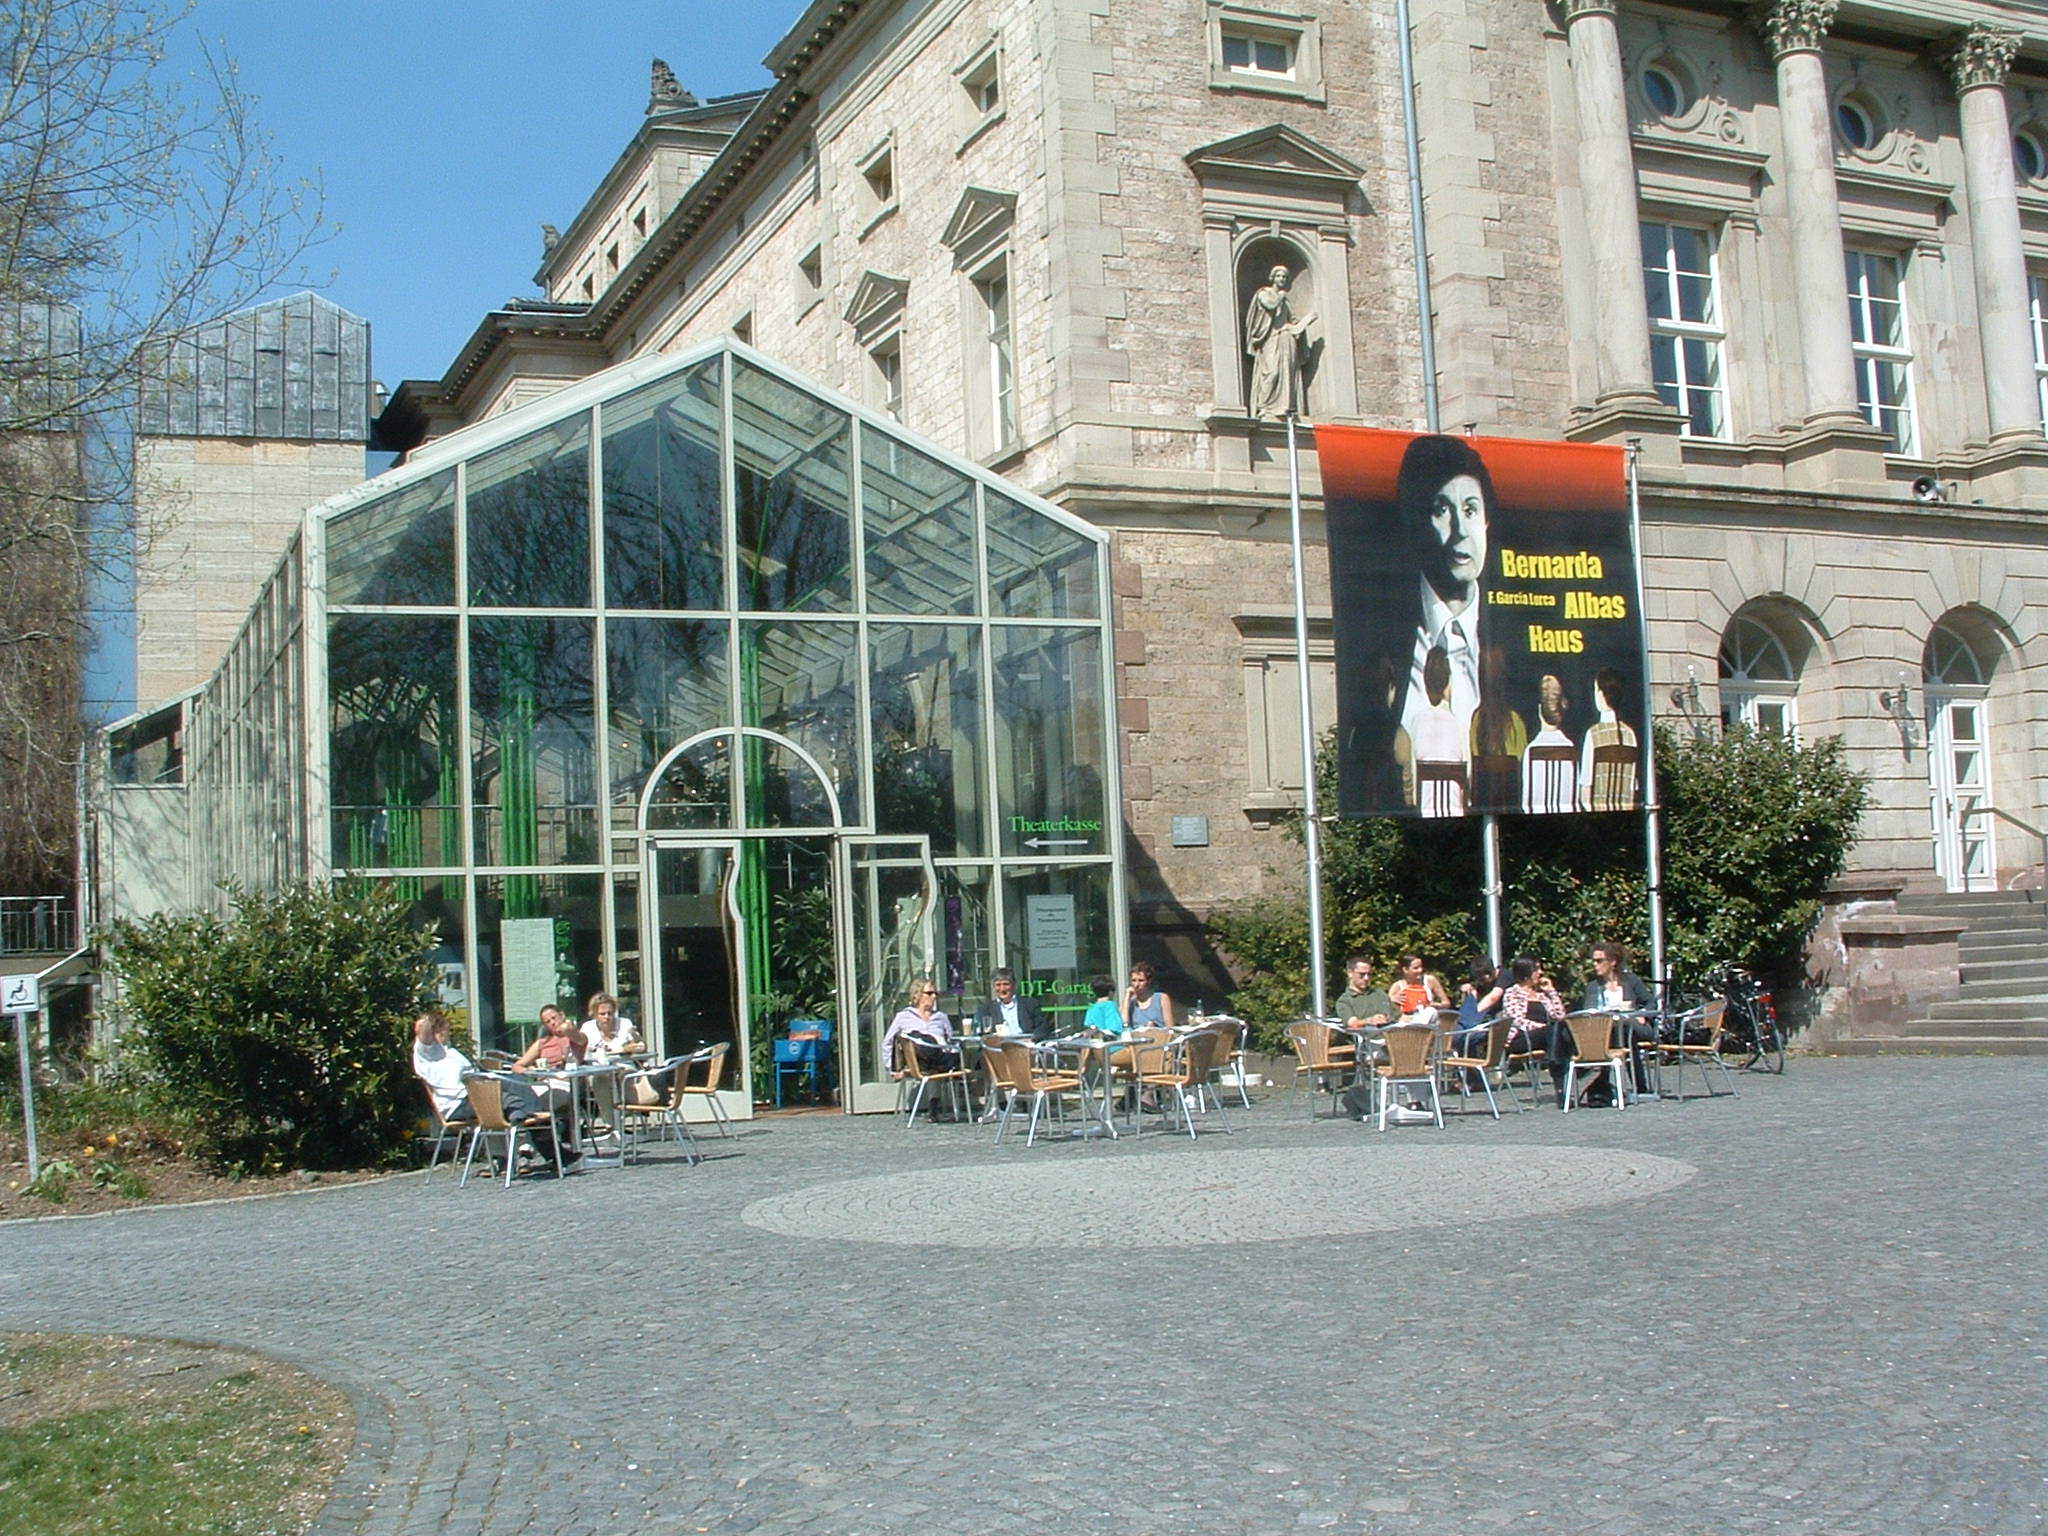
[[117, 342, 1125, 1114]]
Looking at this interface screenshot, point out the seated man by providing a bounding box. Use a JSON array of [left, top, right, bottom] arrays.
[[412, 1010, 567, 1164], [972, 967, 1050, 1039]]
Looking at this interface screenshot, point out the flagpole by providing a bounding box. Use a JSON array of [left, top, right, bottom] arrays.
[[1286, 411, 1328, 1016], [1625, 438, 1667, 995]]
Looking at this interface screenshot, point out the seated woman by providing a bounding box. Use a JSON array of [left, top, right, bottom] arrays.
[[509, 1004, 586, 1111], [1500, 956, 1573, 1106], [1388, 953, 1451, 1024], [1580, 941, 1656, 1101], [579, 991, 640, 1059], [1123, 961, 1176, 1034], [1453, 957, 1503, 1055], [881, 978, 960, 1074], [1082, 975, 1123, 1034]]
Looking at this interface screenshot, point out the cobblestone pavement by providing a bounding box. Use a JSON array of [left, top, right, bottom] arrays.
[[0, 1056, 2041, 1535]]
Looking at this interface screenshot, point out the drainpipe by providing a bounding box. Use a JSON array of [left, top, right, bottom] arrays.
[[1396, 0, 1441, 433]]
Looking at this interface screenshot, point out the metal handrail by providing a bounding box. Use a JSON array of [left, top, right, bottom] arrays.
[[1954, 804, 2048, 901]]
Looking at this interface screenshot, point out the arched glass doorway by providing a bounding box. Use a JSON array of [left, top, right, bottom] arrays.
[[1923, 615, 1999, 891]]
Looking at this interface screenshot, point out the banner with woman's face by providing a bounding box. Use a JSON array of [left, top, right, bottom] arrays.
[[1314, 427, 1643, 821]]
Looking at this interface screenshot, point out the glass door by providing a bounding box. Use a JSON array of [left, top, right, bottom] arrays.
[[840, 836, 937, 1113], [644, 839, 753, 1118], [1927, 692, 1995, 892]]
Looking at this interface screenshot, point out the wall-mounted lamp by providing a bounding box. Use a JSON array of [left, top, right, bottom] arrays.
[[1669, 664, 1712, 738], [1876, 672, 1912, 724]]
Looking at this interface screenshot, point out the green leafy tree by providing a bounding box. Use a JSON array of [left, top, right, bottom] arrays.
[[103, 882, 435, 1173]]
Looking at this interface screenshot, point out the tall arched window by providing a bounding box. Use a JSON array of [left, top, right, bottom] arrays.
[[1717, 612, 1801, 736]]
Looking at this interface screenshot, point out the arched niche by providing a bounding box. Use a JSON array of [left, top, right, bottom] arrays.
[[1234, 233, 1320, 415]]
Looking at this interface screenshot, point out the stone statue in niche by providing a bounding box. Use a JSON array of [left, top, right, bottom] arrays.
[[1245, 264, 1316, 420]]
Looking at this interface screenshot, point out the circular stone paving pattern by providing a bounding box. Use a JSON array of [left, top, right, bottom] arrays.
[[742, 1144, 1696, 1250]]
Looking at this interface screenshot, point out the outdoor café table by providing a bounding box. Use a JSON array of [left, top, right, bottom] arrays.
[[518, 1060, 631, 1168]]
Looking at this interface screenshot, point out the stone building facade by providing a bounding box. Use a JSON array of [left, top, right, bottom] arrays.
[[375, 0, 2048, 1029]]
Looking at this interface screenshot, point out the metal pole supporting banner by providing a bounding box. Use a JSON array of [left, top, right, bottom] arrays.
[[1481, 814, 1505, 962], [1625, 439, 1668, 995], [1286, 414, 1329, 1016]]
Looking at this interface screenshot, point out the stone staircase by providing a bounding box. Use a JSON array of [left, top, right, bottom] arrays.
[[1837, 890, 2048, 1054]]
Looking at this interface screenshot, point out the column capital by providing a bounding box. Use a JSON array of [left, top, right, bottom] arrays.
[[1559, 0, 1620, 23], [1940, 24, 2022, 94], [1749, 0, 1838, 60]]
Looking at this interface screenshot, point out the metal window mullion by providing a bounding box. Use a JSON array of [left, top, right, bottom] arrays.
[[718, 348, 744, 828], [974, 482, 1006, 965], [591, 399, 617, 995], [849, 413, 876, 831], [452, 456, 483, 1033]]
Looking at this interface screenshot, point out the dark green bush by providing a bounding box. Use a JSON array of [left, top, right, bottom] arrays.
[[103, 882, 436, 1175], [1211, 724, 1867, 1044]]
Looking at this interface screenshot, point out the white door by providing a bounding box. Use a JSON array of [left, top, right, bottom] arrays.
[[1928, 692, 1994, 892], [839, 836, 937, 1113]]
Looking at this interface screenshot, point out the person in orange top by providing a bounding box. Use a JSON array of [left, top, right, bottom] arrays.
[[1388, 953, 1450, 1023]]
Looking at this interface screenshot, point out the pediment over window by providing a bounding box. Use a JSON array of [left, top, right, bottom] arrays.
[[1184, 124, 1364, 193], [844, 270, 909, 343], [937, 186, 1019, 268]]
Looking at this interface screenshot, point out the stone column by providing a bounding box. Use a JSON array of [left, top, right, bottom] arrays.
[[1561, 0, 1661, 409], [1944, 25, 2040, 442], [1755, 0, 1863, 426]]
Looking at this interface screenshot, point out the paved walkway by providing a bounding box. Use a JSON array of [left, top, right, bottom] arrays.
[[0, 1056, 2041, 1535]]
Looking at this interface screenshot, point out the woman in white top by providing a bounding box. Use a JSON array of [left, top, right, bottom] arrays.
[[579, 991, 640, 1059]]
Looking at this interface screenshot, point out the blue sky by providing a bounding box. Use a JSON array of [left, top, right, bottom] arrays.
[[181, 1, 796, 385]]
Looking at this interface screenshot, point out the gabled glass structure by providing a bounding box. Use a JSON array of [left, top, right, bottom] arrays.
[[139, 341, 1125, 1114]]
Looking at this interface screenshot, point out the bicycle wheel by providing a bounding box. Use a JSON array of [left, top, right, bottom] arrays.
[[1715, 1004, 1762, 1070], [1754, 1012, 1786, 1074]]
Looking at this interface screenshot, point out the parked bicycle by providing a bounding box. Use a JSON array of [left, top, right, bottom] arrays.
[[1703, 963, 1785, 1074]]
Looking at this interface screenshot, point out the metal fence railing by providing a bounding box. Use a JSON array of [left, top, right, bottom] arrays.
[[0, 896, 75, 957]]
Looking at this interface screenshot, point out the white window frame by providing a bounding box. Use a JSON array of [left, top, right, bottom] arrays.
[[1641, 219, 1728, 439], [868, 334, 904, 421], [1206, 3, 1324, 105], [2030, 270, 2048, 432], [972, 258, 1016, 455], [1845, 247, 1917, 455], [1718, 615, 1800, 739]]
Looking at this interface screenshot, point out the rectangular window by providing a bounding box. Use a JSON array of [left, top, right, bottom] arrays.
[[976, 264, 1015, 450], [1846, 248, 1916, 454], [2030, 271, 2048, 430], [797, 245, 823, 311], [859, 142, 897, 235], [960, 48, 1001, 120], [1221, 27, 1295, 78], [870, 337, 903, 420], [1641, 221, 1726, 438]]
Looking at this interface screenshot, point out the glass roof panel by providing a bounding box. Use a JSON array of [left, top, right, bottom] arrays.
[[986, 490, 1099, 619], [467, 416, 592, 608], [861, 431, 977, 616], [328, 470, 455, 606], [603, 360, 724, 611], [731, 358, 853, 612]]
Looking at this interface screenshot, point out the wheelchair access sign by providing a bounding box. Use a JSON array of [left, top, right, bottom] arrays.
[[2, 974, 38, 1016]]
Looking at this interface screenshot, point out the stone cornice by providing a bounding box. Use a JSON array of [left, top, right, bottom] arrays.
[[1751, 0, 1839, 59], [1940, 23, 2022, 92]]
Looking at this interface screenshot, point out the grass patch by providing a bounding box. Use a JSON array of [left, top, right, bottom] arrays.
[[0, 1334, 350, 1536]]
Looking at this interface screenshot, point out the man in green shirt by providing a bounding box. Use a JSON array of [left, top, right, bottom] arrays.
[[1334, 955, 1393, 1027]]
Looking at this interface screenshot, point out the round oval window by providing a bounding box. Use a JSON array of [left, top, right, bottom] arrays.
[[1836, 99, 1877, 151], [2015, 131, 2046, 184], [1643, 65, 1687, 120]]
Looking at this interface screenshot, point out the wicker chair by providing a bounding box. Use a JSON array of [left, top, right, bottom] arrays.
[[1137, 1027, 1235, 1139], [617, 1054, 703, 1165], [896, 1036, 973, 1127], [1501, 1026, 1552, 1110], [1284, 1020, 1357, 1120], [1438, 1017, 1519, 1119], [458, 1074, 562, 1187], [983, 1038, 1082, 1147], [1561, 1011, 1628, 1112], [1194, 1014, 1254, 1109], [418, 1079, 475, 1184], [679, 1043, 735, 1137], [1373, 1023, 1443, 1130], [1652, 998, 1735, 1100]]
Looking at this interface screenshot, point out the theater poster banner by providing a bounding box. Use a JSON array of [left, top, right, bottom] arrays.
[[1317, 426, 1644, 821]]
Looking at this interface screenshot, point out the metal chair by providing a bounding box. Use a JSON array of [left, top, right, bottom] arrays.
[[458, 1074, 562, 1187], [895, 1036, 973, 1127], [1373, 1023, 1443, 1130], [1438, 1017, 1519, 1119], [983, 1037, 1083, 1147], [618, 1055, 702, 1165], [417, 1080, 475, 1184], [1194, 1014, 1254, 1109], [679, 1043, 735, 1136], [1138, 1027, 1235, 1139], [1651, 998, 1736, 1100], [1284, 1019, 1356, 1119], [1562, 1011, 1628, 1112]]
